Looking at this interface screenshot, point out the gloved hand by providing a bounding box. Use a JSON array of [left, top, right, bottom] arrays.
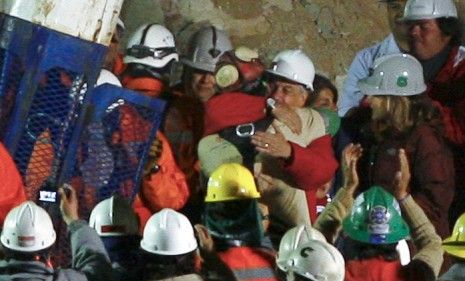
[[143, 137, 163, 177]]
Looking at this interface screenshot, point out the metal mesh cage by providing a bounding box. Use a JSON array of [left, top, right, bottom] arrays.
[[0, 14, 106, 183], [0, 13, 106, 266], [0, 13, 167, 268], [14, 68, 87, 200], [68, 84, 166, 219], [0, 14, 31, 139], [52, 85, 165, 267]]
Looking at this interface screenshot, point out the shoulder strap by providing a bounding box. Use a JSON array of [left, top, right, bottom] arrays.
[[219, 116, 274, 169]]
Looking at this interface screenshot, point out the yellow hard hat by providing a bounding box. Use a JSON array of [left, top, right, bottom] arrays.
[[205, 163, 260, 202], [443, 212, 465, 259]]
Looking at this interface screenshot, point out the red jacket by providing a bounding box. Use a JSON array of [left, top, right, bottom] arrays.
[[365, 123, 454, 239], [203, 93, 266, 136], [203, 93, 339, 190], [345, 257, 435, 281], [426, 46, 465, 234], [203, 92, 338, 222], [0, 143, 27, 225], [218, 247, 278, 281], [284, 136, 339, 221], [426, 46, 465, 146], [345, 258, 404, 281]]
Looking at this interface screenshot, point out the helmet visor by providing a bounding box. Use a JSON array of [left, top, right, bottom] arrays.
[[127, 45, 177, 59]]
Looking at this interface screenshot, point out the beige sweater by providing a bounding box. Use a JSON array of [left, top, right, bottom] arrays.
[[314, 188, 444, 278], [266, 107, 326, 147], [256, 108, 326, 233]]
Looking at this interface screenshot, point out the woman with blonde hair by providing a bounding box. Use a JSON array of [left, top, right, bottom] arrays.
[[356, 53, 455, 241]]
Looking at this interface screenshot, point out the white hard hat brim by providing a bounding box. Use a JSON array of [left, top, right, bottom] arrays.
[[140, 240, 197, 255], [181, 58, 216, 73], [401, 14, 450, 21], [266, 69, 314, 91]]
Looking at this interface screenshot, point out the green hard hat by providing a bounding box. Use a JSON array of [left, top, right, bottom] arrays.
[[342, 186, 410, 244]]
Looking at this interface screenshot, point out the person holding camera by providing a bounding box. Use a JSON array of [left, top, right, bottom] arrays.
[[0, 186, 113, 281]]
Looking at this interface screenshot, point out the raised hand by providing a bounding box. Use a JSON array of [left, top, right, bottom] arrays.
[[194, 224, 215, 256], [392, 148, 411, 200], [342, 143, 363, 193], [59, 184, 79, 225]]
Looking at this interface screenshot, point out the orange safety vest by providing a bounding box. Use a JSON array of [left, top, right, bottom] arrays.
[[133, 131, 190, 231], [0, 142, 27, 225], [218, 247, 279, 281], [345, 257, 404, 281], [121, 75, 190, 232], [163, 92, 204, 196]]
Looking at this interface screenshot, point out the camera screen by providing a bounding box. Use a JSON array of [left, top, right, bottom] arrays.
[[39, 191, 57, 202]]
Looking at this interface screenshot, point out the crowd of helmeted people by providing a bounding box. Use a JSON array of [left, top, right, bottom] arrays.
[[1, 0, 465, 280]]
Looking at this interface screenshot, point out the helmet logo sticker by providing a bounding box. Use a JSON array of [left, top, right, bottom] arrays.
[[300, 246, 314, 257], [18, 235, 35, 247], [397, 76, 408, 87], [368, 205, 391, 235]]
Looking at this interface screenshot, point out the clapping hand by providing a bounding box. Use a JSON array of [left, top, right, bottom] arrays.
[[194, 224, 215, 257], [342, 143, 363, 193], [392, 149, 410, 200]]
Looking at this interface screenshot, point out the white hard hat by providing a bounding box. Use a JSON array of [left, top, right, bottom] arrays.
[[403, 0, 457, 20], [89, 195, 139, 237], [358, 53, 426, 96], [140, 208, 197, 255], [182, 26, 233, 73], [124, 24, 179, 69], [285, 240, 345, 281], [1, 201, 56, 252], [267, 49, 315, 90], [96, 69, 122, 87], [277, 224, 326, 271]]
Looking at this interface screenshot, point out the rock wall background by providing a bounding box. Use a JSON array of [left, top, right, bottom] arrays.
[[120, 0, 465, 87]]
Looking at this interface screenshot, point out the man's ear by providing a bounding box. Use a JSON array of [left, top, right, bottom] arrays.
[[300, 87, 310, 107]]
